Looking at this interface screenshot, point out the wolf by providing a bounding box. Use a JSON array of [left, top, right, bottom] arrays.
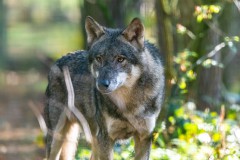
[[44, 16, 164, 160]]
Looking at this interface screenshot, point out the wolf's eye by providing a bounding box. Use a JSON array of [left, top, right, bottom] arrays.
[[117, 57, 125, 63], [95, 56, 102, 63]]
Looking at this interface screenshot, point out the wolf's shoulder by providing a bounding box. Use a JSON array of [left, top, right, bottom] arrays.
[[55, 50, 87, 67], [50, 50, 89, 74]]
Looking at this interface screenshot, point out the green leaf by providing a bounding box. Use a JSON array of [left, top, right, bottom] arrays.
[[175, 107, 185, 117], [186, 70, 196, 80], [197, 15, 203, 22], [169, 116, 176, 125], [212, 133, 221, 142], [179, 80, 187, 89], [209, 5, 221, 13], [233, 36, 239, 42]]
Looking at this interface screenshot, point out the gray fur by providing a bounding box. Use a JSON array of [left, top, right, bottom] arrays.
[[44, 16, 164, 160]]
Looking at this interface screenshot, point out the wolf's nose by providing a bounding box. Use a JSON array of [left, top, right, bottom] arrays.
[[99, 79, 110, 88]]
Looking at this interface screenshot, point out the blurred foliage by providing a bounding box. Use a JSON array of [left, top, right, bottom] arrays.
[[8, 22, 83, 59], [4, 0, 83, 68], [194, 5, 221, 22], [151, 103, 240, 160], [76, 103, 240, 159]]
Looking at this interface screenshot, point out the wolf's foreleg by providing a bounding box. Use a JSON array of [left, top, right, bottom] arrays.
[[134, 134, 152, 160], [60, 120, 81, 160], [90, 136, 114, 160], [48, 111, 67, 160], [48, 111, 80, 160]]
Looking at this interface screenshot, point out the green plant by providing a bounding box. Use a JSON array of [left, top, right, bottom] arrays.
[[153, 103, 240, 160]]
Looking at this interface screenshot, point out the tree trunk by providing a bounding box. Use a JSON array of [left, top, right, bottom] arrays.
[[0, 0, 7, 69], [196, 24, 222, 110], [220, 2, 240, 93], [155, 0, 175, 99], [80, 0, 141, 48]]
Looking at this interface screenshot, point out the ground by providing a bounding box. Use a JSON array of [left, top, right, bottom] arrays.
[[0, 71, 46, 160]]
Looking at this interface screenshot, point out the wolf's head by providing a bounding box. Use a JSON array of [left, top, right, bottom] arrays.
[[85, 16, 144, 94]]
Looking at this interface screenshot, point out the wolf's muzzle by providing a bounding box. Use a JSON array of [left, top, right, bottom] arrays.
[[98, 79, 110, 88], [97, 79, 113, 93]]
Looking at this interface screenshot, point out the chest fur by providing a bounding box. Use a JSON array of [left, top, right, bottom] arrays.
[[105, 79, 158, 140], [104, 112, 156, 141]]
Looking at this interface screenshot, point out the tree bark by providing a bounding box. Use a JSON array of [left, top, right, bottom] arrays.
[[196, 29, 222, 110], [220, 2, 240, 93], [80, 0, 142, 49], [155, 0, 175, 99], [0, 0, 7, 68]]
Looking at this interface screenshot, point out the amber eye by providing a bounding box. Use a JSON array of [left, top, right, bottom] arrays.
[[95, 56, 102, 63], [117, 57, 125, 63]]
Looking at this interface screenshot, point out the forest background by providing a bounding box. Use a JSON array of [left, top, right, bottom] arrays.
[[0, 0, 240, 159]]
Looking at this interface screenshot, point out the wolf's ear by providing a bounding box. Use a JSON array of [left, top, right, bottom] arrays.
[[85, 16, 105, 47], [122, 18, 145, 49]]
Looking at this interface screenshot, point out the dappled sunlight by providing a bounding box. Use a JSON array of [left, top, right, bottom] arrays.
[[6, 71, 19, 86], [0, 70, 47, 92], [0, 70, 47, 159]]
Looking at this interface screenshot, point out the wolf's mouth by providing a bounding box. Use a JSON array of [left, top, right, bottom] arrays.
[[96, 83, 114, 94], [96, 83, 122, 95], [97, 88, 113, 94]]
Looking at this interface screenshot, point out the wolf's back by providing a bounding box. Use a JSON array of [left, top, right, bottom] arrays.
[[44, 50, 93, 129]]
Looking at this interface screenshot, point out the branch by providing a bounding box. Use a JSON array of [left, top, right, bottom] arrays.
[[233, 0, 240, 13], [63, 66, 92, 143], [28, 101, 48, 136], [196, 42, 226, 65]]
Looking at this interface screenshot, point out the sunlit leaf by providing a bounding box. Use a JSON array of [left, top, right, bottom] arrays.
[[35, 133, 45, 148], [187, 70, 196, 80], [209, 5, 221, 13], [175, 107, 185, 117], [202, 59, 223, 68], [227, 112, 237, 120], [225, 36, 230, 42], [212, 133, 221, 142], [179, 80, 187, 89], [153, 132, 159, 141], [210, 112, 218, 117], [202, 59, 212, 68], [233, 36, 239, 42], [197, 15, 203, 22], [169, 116, 176, 125], [184, 123, 198, 135]]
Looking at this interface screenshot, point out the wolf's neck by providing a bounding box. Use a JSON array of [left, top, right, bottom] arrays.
[[108, 86, 131, 111]]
